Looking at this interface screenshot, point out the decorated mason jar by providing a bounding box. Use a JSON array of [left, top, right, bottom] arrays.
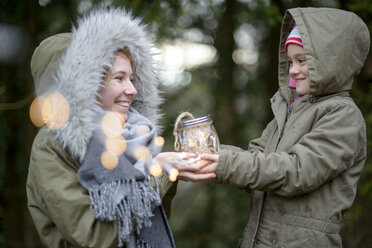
[[173, 112, 220, 154]]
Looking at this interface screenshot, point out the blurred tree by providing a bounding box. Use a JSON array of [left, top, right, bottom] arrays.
[[339, 0, 372, 246], [0, 1, 38, 247], [0, 0, 78, 247]]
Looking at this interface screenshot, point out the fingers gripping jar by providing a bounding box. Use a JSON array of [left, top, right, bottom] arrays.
[[173, 112, 220, 154]]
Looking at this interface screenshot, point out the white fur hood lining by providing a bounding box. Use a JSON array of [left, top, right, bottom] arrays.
[[51, 8, 163, 161]]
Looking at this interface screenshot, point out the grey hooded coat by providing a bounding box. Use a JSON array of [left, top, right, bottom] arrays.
[[26, 8, 176, 248], [216, 8, 369, 248]]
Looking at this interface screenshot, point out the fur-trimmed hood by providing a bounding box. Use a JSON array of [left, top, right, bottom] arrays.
[[278, 8, 370, 96], [30, 8, 163, 161]]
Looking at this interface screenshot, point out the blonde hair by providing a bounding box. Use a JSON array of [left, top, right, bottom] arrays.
[[104, 47, 135, 82], [117, 47, 134, 68]]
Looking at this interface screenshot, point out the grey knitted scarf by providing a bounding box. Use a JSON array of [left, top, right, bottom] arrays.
[[78, 108, 175, 248]]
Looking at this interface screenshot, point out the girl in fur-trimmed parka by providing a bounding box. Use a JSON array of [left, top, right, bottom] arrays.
[[26, 8, 185, 248], [177, 7, 370, 248]]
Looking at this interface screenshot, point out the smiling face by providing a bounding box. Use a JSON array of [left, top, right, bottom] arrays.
[[98, 51, 137, 121], [287, 44, 310, 96]]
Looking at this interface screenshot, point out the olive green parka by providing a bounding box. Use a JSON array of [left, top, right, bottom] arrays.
[[216, 8, 369, 248], [26, 9, 176, 248]]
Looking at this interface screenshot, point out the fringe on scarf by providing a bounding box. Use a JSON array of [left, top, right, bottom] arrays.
[[87, 177, 161, 247], [136, 239, 152, 248]]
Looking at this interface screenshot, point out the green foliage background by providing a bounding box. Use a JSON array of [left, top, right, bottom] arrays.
[[0, 0, 371, 247]]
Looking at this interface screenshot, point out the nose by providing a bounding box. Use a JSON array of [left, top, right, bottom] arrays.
[[289, 63, 300, 77], [123, 80, 137, 96]]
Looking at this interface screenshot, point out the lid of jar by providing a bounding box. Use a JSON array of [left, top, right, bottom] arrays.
[[180, 115, 213, 128]]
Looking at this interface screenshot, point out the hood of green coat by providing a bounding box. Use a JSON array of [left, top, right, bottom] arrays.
[[278, 8, 370, 96], [30, 8, 163, 161]]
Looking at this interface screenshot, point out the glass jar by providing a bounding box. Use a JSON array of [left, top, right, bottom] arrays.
[[175, 115, 220, 154]]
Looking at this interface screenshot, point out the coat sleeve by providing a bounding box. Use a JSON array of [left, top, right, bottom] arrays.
[[219, 119, 276, 154], [215, 103, 366, 197], [247, 118, 276, 153], [28, 130, 118, 247], [151, 170, 177, 218]]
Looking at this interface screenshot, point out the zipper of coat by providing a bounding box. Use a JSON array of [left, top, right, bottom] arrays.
[[275, 89, 292, 151]]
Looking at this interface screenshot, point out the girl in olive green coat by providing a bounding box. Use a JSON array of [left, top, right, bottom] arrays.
[[179, 7, 369, 248]]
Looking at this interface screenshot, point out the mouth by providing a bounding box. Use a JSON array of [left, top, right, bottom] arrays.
[[294, 78, 306, 83], [114, 101, 130, 109]]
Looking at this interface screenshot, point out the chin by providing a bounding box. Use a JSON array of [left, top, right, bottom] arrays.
[[112, 108, 129, 121], [111, 110, 129, 122], [120, 113, 129, 121], [296, 87, 307, 96]]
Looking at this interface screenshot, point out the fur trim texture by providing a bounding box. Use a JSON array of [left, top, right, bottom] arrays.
[[54, 8, 163, 161]]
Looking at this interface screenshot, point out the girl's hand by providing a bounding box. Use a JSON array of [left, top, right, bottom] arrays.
[[198, 153, 219, 174]]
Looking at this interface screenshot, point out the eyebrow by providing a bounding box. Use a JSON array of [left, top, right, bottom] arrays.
[[288, 53, 306, 58], [111, 71, 133, 77]]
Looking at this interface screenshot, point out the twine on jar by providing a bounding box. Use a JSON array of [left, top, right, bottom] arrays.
[[173, 112, 194, 152]]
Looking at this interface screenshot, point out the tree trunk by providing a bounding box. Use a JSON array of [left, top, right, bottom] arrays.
[[213, 0, 238, 145]]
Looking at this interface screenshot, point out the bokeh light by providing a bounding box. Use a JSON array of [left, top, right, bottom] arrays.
[[102, 112, 125, 137], [179, 152, 188, 159], [149, 163, 162, 177], [155, 136, 165, 147], [136, 124, 150, 136], [134, 146, 151, 162], [169, 168, 179, 182], [42, 92, 70, 130], [101, 150, 118, 170], [105, 136, 127, 156], [29, 96, 46, 127]]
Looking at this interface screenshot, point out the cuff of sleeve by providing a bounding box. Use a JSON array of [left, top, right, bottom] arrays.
[[214, 149, 229, 184], [156, 171, 177, 199]]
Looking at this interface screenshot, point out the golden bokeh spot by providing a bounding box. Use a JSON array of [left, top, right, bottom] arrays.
[[102, 112, 125, 137], [29, 96, 46, 127], [149, 163, 162, 177], [134, 146, 151, 162], [101, 150, 118, 170], [169, 168, 179, 182], [188, 139, 195, 148], [105, 136, 127, 155], [42, 92, 70, 130], [179, 152, 188, 159], [154, 136, 165, 147], [136, 124, 150, 136]]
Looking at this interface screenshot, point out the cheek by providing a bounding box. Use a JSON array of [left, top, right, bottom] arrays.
[[304, 67, 310, 90], [303, 65, 310, 77], [98, 87, 115, 106]]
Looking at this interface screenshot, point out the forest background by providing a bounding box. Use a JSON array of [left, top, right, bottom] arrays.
[[1, 0, 371, 247]]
